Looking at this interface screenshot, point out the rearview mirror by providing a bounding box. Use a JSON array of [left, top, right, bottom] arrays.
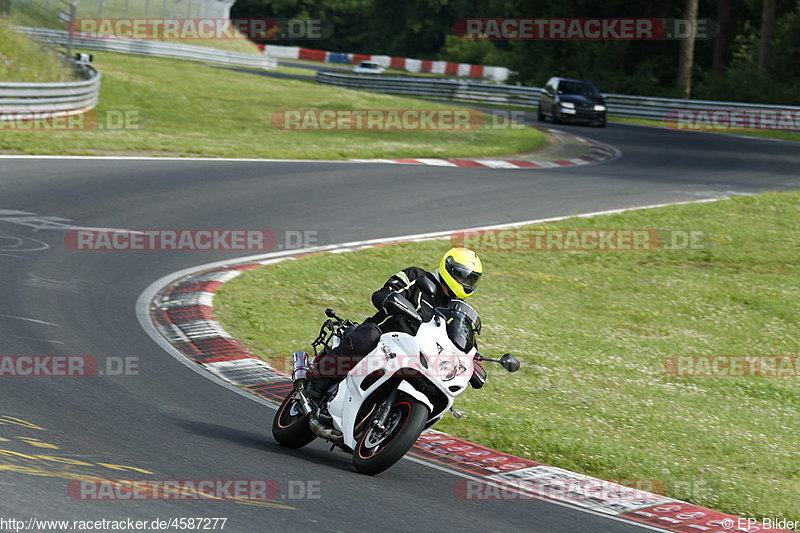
[[499, 353, 520, 373]]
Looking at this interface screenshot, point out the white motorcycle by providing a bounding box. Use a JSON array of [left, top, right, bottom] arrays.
[[272, 277, 520, 475]]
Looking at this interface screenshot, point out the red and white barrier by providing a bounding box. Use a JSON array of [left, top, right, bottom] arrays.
[[261, 44, 510, 81]]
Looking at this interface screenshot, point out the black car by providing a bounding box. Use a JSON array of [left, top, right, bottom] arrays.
[[538, 77, 607, 127]]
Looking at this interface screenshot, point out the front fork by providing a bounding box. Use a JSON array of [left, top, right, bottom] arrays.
[[371, 385, 400, 433]]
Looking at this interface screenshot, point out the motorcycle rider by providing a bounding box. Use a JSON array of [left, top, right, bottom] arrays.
[[305, 247, 484, 400]]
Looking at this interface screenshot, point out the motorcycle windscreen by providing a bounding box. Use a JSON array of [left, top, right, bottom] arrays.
[[445, 313, 476, 353]]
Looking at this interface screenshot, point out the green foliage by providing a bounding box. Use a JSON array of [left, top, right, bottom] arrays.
[[0, 15, 75, 82], [235, 0, 800, 104]]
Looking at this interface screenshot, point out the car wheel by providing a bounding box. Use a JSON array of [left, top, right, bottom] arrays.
[[537, 106, 544, 122]]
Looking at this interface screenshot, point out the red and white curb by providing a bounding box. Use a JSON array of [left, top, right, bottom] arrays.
[[0, 129, 618, 170], [350, 130, 618, 169], [137, 198, 787, 533]]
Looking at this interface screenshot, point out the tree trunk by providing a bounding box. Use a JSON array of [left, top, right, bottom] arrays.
[[678, 0, 700, 98], [712, 0, 732, 74], [758, 0, 776, 73]]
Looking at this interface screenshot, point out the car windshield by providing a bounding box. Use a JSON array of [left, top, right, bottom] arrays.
[[559, 81, 601, 98], [359, 63, 378, 69]]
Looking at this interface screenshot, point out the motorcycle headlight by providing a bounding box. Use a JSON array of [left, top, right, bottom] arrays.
[[594, 104, 606, 111], [560, 102, 575, 109], [439, 357, 468, 382]]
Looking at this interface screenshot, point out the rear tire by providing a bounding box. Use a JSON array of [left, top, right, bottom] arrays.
[[272, 391, 317, 448], [352, 397, 429, 475], [537, 106, 544, 122]]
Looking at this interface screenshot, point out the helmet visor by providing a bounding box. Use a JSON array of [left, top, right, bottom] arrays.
[[445, 256, 482, 294]]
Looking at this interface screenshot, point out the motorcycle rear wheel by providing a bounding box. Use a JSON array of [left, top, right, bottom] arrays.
[[272, 391, 317, 448]]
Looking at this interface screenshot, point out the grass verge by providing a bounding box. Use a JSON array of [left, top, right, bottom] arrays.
[[0, 48, 546, 158], [0, 16, 76, 82], [215, 191, 800, 524]]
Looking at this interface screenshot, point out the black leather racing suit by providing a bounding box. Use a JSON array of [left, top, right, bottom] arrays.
[[307, 267, 485, 395]]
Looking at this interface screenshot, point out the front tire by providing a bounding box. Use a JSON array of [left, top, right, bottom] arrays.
[[272, 391, 317, 448], [352, 397, 429, 475]]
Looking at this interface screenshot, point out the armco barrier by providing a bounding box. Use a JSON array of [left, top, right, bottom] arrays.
[[316, 71, 800, 125], [0, 64, 101, 118], [317, 71, 539, 107], [16, 27, 276, 70]]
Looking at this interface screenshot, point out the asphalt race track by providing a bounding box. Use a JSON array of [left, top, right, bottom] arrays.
[[0, 123, 798, 532]]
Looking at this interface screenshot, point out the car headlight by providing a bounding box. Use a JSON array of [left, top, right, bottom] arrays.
[[560, 102, 575, 109], [594, 104, 606, 111]]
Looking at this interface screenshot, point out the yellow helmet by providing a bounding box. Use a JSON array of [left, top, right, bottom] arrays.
[[438, 248, 483, 299]]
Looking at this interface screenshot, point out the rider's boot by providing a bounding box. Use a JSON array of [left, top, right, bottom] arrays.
[[305, 376, 338, 402]]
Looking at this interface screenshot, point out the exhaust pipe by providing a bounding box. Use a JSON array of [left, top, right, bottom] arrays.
[[292, 351, 317, 416], [292, 353, 344, 445], [292, 351, 309, 384], [297, 387, 343, 444], [296, 387, 342, 443], [309, 417, 343, 444]]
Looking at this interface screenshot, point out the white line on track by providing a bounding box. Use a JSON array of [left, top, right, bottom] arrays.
[[0, 314, 60, 326], [0, 155, 360, 163]]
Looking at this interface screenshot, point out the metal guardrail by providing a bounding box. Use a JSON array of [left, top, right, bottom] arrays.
[[317, 71, 537, 108], [316, 71, 800, 124], [16, 27, 277, 70], [7, 0, 235, 27], [0, 63, 101, 118]]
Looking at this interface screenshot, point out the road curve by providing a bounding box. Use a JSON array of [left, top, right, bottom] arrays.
[[0, 123, 798, 532]]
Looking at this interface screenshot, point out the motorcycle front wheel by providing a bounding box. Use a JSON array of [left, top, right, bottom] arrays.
[[352, 397, 429, 475], [272, 391, 317, 448]]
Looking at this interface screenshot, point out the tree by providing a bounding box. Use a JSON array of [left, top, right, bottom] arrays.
[[712, 0, 733, 74], [678, 0, 700, 98], [758, 0, 776, 72]]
